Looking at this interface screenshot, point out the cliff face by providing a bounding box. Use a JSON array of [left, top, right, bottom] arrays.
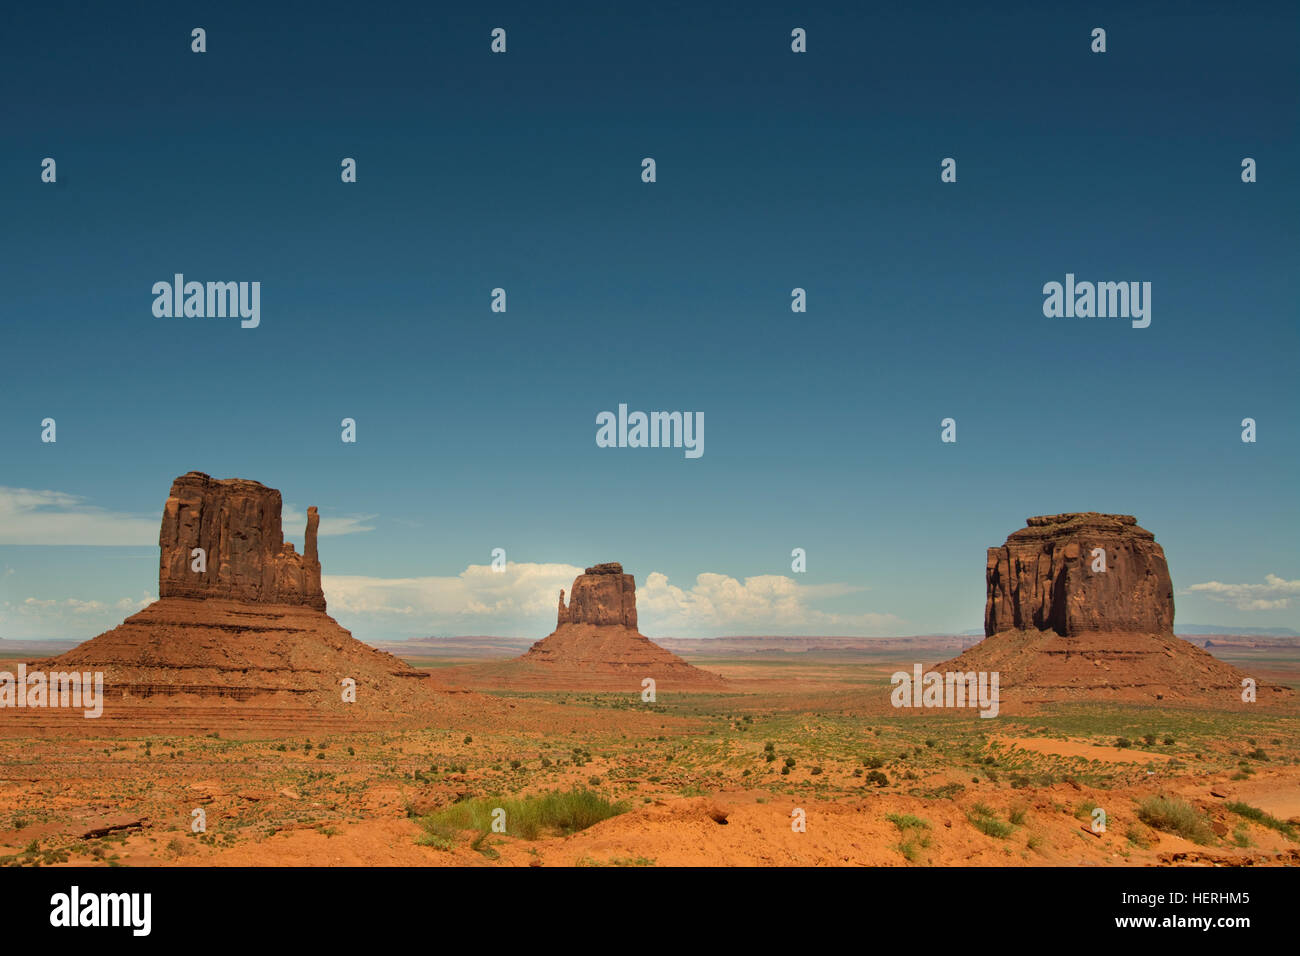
[[936, 513, 1289, 706], [34, 471, 438, 717], [556, 562, 638, 629], [158, 471, 326, 610], [984, 513, 1174, 637]]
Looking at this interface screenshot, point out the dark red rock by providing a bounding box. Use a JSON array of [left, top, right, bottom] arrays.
[[556, 562, 637, 629], [35, 472, 436, 717], [984, 513, 1174, 637], [158, 472, 325, 611], [939, 512, 1291, 706]]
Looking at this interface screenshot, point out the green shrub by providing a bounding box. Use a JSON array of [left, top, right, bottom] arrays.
[[1136, 796, 1215, 845], [968, 804, 1014, 839], [1225, 801, 1298, 840], [417, 788, 627, 842]]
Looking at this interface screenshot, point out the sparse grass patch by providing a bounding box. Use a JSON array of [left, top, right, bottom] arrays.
[[577, 855, 655, 867], [1224, 801, 1298, 840], [1136, 796, 1215, 845], [415, 820, 457, 851], [968, 803, 1015, 839], [886, 813, 932, 862], [418, 788, 627, 842], [1125, 822, 1156, 849]]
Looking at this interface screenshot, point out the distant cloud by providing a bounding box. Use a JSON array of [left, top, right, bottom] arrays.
[[324, 562, 582, 630], [0, 487, 156, 546], [1184, 574, 1300, 611], [0, 487, 375, 546], [638, 571, 903, 636], [282, 507, 376, 537], [323, 562, 904, 640], [1, 593, 155, 640]]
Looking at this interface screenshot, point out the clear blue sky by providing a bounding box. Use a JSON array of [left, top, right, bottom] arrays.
[[1, 0, 1296, 642]]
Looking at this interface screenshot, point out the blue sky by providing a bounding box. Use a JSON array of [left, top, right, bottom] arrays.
[[1, 0, 1296, 642]]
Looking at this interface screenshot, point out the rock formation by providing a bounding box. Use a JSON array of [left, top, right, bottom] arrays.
[[32, 473, 432, 720], [159, 472, 325, 610], [937, 514, 1290, 706], [984, 513, 1174, 637], [434, 563, 725, 692], [556, 562, 639, 628]]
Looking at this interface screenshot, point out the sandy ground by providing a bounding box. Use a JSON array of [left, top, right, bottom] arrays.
[[1, 644, 1296, 867]]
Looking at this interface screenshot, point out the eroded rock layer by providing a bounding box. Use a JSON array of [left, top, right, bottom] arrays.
[[43, 598, 429, 711], [984, 513, 1173, 637], [28, 473, 435, 718], [939, 514, 1290, 706], [159, 472, 326, 611], [557, 562, 638, 628]]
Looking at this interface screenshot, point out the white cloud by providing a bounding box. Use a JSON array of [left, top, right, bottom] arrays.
[[283, 507, 376, 537], [638, 571, 902, 636], [0, 561, 905, 642], [324, 562, 582, 628], [0, 487, 375, 546], [0, 487, 156, 546], [1, 593, 155, 640], [323, 562, 904, 640], [1183, 574, 1300, 611]]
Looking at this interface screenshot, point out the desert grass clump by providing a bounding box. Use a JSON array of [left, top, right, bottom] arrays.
[[886, 813, 932, 862], [419, 788, 628, 842], [1136, 796, 1215, 845], [415, 819, 457, 851], [1225, 801, 1298, 840], [1073, 800, 1100, 821], [968, 803, 1014, 839], [1125, 822, 1156, 849]]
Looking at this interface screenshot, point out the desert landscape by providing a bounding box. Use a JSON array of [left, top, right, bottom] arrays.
[[0, 476, 1296, 868]]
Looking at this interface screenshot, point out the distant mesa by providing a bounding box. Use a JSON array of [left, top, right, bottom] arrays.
[[434, 563, 726, 692], [938, 513, 1291, 705], [555, 562, 638, 628], [31, 472, 431, 720]]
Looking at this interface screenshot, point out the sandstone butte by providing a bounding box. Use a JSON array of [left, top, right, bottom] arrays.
[[937, 513, 1292, 705], [30, 472, 434, 721], [431, 563, 727, 692]]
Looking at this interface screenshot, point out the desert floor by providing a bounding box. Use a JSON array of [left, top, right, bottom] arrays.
[[0, 644, 1297, 867]]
